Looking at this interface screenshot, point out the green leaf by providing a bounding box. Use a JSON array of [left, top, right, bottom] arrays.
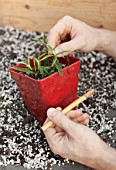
[[55, 59, 62, 76], [46, 44, 54, 53], [52, 56, 57, 67], [49, 68, 56, 74], [40, 66, 50, 76], [37, 40, 43, 45], [39, 67, 44, 78], [56, 50, 71, 55], [33, 58, 37, 71], [32, 38, 38, 41], [34, 58, 40, 69], [44, 59, 48, 66], [42, 66, 50, 70], [24, 57, 28, 64], [37, 53, 46, 60], [39, 54, 52, 62], [24, 56, 32, 70], [12, 67, 34, 74], [37, 39, 45, 45], [43, 33, 46, 43], [43, 68, 49, 75]]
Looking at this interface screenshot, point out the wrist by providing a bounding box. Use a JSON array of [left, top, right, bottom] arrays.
[[74, 139, 116, 170], [95, 28, 110, 51], [94, 28, 116, 58], [73, 139, 105, 169], [95, 142, 116, 170]]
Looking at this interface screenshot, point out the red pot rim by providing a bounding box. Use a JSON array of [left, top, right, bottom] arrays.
[[9, 57, 80, 82]]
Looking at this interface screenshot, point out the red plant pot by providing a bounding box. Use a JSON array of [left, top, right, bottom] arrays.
[[9, 57, 80, 124]]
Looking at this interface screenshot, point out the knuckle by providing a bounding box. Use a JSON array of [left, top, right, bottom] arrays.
[[62, 15, 72, 21], [49, 27, 55, 35]]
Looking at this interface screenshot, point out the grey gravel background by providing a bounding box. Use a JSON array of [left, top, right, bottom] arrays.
[[0, 26, 116, 170]]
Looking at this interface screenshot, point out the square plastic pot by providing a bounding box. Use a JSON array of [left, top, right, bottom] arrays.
[[9, 57, 80, 124]]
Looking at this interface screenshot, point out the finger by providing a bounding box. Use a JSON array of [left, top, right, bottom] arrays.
[[47, 108, 75, 135], [67, 111, 89, 124], [47, 23, 67, 49], [44, 107, 63, 125], [67, 109, 82, 119], [47, 16, 72, 49], [56, 107, 66, 132], [71, 115, 89, 124], [44, 127, 57, 143], [56, 107, 62, 111], [44, 107, 62, 127], [79, 118, 89, 125], [77, 113, 89, 122], [45, 107, 63, 133], [55, 36, 84, 57], [43, 117, 55, 129], [55, 108, 63, 132]]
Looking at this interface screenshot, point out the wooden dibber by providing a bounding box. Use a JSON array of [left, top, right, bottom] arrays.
[[41, 89, 95, 132]]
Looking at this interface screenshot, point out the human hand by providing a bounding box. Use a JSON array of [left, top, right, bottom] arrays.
[[44, 108, 116, 170], [47, 16, 99, 56], [56, 107, 89, 125]]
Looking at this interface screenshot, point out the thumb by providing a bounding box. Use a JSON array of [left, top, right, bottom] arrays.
[[47, 108, 75, 135], [55, 37, 84, 57]]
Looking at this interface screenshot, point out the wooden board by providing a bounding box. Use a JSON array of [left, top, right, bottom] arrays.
[[0, 0, 116, 32]]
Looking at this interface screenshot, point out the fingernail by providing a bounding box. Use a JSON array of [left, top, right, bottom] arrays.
[[47, 108, 58, 118]]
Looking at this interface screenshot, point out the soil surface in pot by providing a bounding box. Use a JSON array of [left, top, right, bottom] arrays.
[[0, 26, 116, 170]]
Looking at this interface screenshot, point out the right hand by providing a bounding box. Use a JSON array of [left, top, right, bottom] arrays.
[[56, 107, 89, 125], [47, 16, 100, 56], [44, 108, 104, 169]]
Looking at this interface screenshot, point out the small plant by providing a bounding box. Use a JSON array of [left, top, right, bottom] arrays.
[[12, 34, 70, 79]]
